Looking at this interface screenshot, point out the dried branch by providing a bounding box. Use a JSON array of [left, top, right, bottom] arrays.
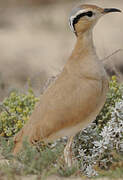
[[102, 49, 123, 62], [0, 103, 11, 116]]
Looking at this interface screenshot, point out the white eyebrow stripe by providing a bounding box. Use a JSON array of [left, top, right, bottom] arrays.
[[69, 9, 90, 33], [69, 18, 75, 32], [71, 9, 90, 20]]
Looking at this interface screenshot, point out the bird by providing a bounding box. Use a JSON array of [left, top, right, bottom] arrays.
[[13, 4, 121, 166]]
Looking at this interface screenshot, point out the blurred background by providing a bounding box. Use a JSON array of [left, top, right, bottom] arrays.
[[0, 0, 123, 100]]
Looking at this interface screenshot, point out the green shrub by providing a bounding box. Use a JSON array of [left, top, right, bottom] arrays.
[[0, 76, 122, 179], [74, 76, 123, 159], [95, 76, 123, 129], [0, 89, 39, 137], [73, 76, 123, 177]]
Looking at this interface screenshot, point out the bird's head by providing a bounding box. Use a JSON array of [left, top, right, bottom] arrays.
[[69, 4, 121, 36]]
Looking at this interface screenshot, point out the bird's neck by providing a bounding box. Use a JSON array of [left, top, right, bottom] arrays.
[[71, 30, 96, 60]]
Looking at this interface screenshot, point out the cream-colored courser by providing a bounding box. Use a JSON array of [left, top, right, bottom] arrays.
[[13, 4, 121, 166]]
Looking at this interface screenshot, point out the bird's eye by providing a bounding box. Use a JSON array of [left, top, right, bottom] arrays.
[[86, 11, 93, 17]]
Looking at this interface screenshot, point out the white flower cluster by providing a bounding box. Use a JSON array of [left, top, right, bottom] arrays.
[[74, 100, 123, 177]]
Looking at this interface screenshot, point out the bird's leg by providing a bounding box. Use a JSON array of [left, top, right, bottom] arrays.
[[64, 136, 74, 167]]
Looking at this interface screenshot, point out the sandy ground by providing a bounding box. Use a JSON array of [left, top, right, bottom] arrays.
[[0, 0, 122, 100], [47, 177, 123, 180], [1, 175, 123, 180]]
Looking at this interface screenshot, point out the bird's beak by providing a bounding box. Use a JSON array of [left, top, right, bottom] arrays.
[[103, 8, 122, 14]]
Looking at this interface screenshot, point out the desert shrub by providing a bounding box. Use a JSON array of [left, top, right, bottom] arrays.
[[96, 76, 123, 129], [73, 76, 123, 177], [73, 100, 123, 177], [0, 137, 77, 178], [0, 76, 122, 179], [0, 89, 39, 137]]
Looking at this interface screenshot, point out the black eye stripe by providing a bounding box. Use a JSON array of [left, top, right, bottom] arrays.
[[73, 13, 86, 26], [86, 11, 93, 17], [72, 11, 93, 31]]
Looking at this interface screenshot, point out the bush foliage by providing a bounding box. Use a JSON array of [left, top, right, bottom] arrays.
[[96, 76, 123, 129], [0, 89, 39, 137], [0, 76, 122, 179], [73, 76, 123, 176]]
